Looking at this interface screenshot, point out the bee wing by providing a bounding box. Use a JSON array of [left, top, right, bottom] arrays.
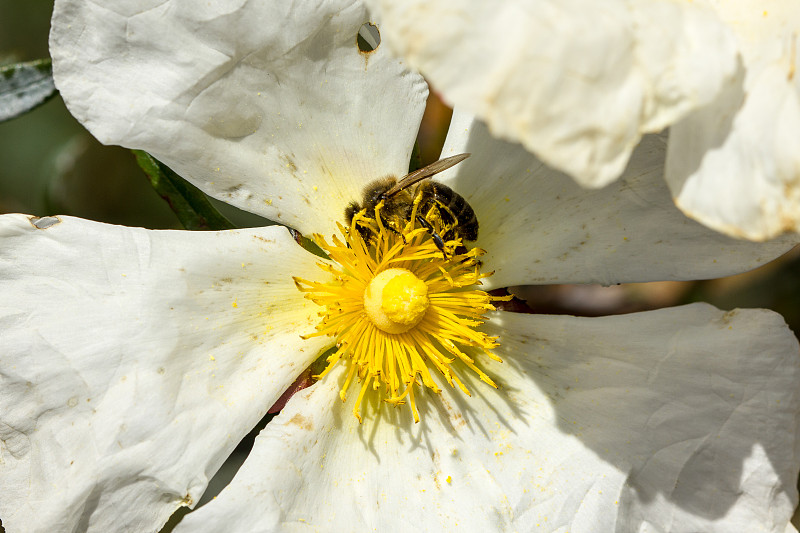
[[384, 153, 470, 196]]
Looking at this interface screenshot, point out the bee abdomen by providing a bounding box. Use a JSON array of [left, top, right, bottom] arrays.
[[444, 192, 478, 241], [421, 182, 479, 242]]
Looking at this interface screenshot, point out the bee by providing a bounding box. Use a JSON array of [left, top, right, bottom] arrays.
[[344, 153, 477, 255]]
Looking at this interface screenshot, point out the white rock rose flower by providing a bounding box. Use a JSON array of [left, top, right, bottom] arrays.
[[366, 0, 800, 241], [1, 1, 799, 532]]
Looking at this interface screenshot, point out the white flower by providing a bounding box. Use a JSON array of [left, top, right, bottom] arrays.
[[1, 1, 798, 532], [365, 0, 800, 241]]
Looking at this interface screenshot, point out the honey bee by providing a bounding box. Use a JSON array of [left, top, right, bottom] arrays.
[[344, 153, 477, 255]]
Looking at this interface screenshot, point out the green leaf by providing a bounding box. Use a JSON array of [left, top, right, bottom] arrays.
[[133, 150, 235, 231], [408, 141, 422, 173], [0, 59, 57, 122], [288, 227, 330, 259]]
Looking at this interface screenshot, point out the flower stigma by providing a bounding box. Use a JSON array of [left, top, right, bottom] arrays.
[[364, 268, 430, 334], [293, 196, 507, 423]]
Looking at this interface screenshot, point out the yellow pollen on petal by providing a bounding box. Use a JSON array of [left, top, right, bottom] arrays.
[[293, 202, 508, 424]]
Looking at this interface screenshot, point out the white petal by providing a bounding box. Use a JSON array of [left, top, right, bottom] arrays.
[[0, 215, 330, 533], [366, 0, 738, 186], [50, 0, 428, 237], [438, 112, 797, 288], [175, 304, 799, 532], [666, 2, 800, 240]]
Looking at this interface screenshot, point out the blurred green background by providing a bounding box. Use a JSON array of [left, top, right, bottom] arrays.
[[1, 1, 798, 530]]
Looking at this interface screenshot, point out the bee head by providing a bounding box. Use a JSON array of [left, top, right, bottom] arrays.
[[362, 177, 398, 207], [344, 201, 361, 226]]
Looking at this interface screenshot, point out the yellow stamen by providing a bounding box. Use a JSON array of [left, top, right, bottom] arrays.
[[294, 203, 507, 423]]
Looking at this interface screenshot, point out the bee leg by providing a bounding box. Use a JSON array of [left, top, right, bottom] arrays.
[[415, 215, 447, 258], [396, 226, 408, 245], [377, 217, 407, 244], [433, 198, 459, 236]]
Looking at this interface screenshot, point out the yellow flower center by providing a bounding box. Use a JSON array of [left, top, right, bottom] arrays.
[[364, 268, 429, 334], [294, 200, 507, 423]]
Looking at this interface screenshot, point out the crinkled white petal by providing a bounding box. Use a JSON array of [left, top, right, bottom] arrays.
[[365, 0, 738, 186], [0, 215, 331, 533], [437, 112, 797, 288], [666, 2, 800, 240], [173, 304, 800, 533], [50, 0, 428, 237]]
